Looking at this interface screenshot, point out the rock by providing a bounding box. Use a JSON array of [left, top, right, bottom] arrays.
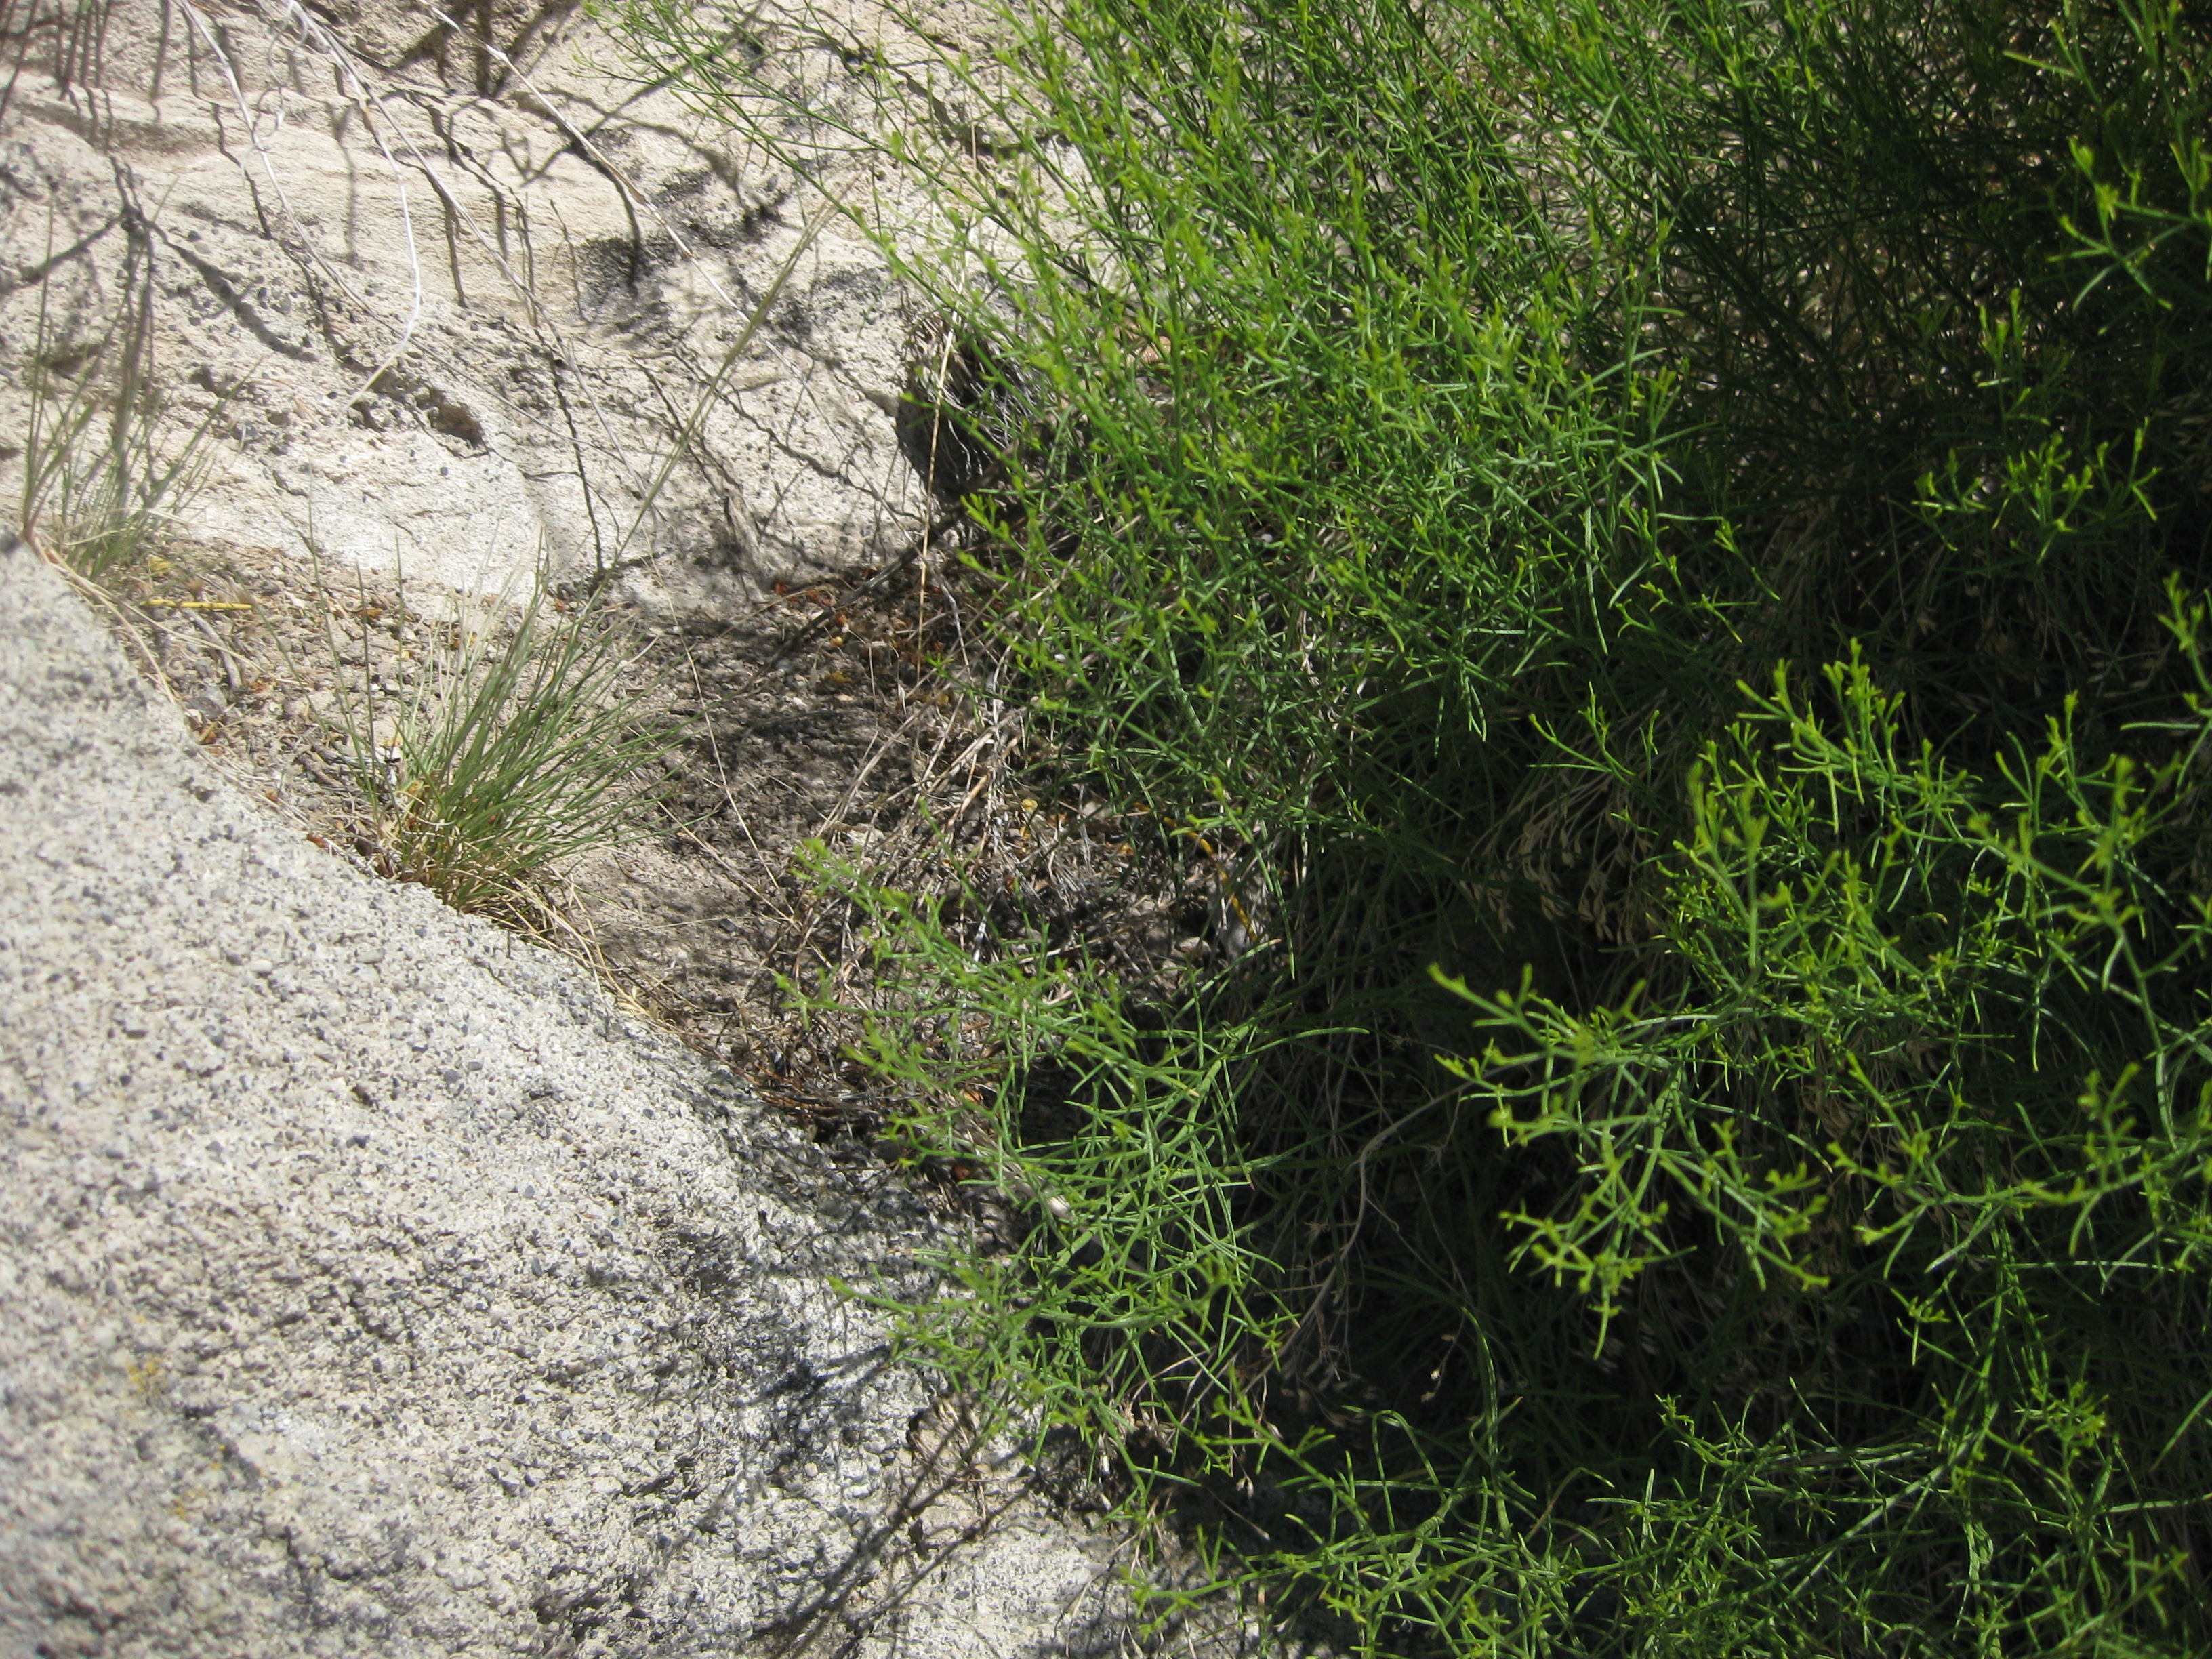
[[0, 536, 1240, 1654], [0, 0, 937, 607]]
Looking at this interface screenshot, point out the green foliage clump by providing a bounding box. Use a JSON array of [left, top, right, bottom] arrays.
[[625, 0, 2212, 1647], [325, 579, 683, 918]]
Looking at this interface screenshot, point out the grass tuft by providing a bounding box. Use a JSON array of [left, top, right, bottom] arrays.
[[317, 570, 687, 920], [9, 251, 219, 581]]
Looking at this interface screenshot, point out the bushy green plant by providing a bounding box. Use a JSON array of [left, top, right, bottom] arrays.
[[814, 853, 1286, 1449], [1432, 625, 2212, 1650], [628, 0, 2212, 1647]]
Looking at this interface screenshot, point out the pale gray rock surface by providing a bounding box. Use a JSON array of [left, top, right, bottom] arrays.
[[0, 538, 1174, 1655], [0, 0, 951, 605]]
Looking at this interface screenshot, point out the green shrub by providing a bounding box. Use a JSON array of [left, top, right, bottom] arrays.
[[628, 0, 2212, 1647]]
